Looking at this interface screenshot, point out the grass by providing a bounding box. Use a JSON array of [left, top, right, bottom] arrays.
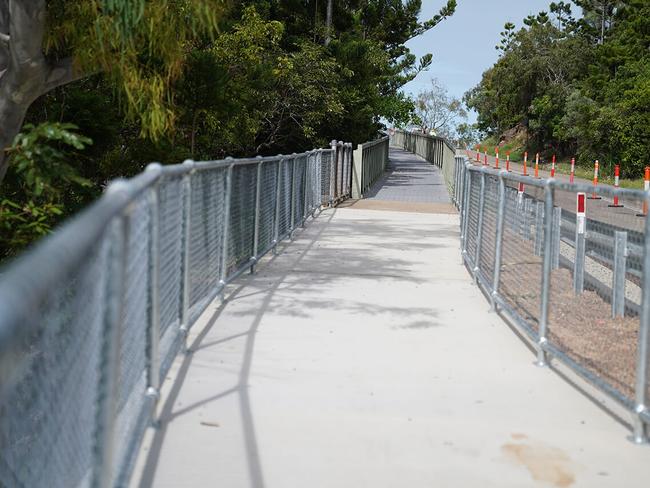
[[475, 138, 645, 189], [554, 162, 644, 189]]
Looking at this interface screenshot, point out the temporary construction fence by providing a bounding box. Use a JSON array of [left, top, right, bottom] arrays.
[[451, 156, 650, 444], [0, 142, 354, 488], [389, 129, 456, 194], [351, 136, 389, 199]]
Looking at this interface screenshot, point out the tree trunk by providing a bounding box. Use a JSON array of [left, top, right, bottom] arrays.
[[324, 0, 333, 46], [0, 1, 81, 186]]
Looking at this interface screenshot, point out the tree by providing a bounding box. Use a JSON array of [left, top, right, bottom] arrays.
[[412, 78, 466, 138], [0, 0, 222, 185]]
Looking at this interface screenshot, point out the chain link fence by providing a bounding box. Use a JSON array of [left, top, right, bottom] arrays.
[[0, 142, 353, 488], [452, 157, 650, 444]]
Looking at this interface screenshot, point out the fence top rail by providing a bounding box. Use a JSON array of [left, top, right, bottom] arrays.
[[392, 128, 456, 153], [0, 145, 328, 354], [357, 135, 389, 151], [465, 159, 649, 201]]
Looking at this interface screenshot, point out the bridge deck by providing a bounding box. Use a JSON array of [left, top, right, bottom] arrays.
[[132, 149, 648, 488]]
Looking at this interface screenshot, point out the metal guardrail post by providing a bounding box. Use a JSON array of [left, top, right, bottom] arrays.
[[145, 164, 162, 423], [491, 171, 507, 311], [573, 226, 585, 294], [219, 164, 233, 296], [632, 193, 650, 443], [301, 156, 308, 227], [93, 184, 128, 488], [179, 160, 193, 352], [473, 170, 486, 282], [251, 159, 263, 274], [536, 182, 555, 368], [612, 231, 628, 318], [552, 207, 562, 269], [290, 156, 297, 238], [534, 202, 544, 256], [273, 158, 283, 255]]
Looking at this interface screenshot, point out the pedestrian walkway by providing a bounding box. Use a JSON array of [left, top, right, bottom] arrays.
[[131, 149, 649, 488], [363, 148, 449, 202]]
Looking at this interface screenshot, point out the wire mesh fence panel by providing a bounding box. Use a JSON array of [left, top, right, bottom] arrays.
[[278, 158, 293, 238], [112, 195, 151, 483], [258, 161, 279, 254], [158, 175, 185, 377], [294, 155, 306, 225], [0, 238, 108, 488], [464, 171, 481, 267], [320, 150, 332, 205], [547, 188, 645, 405], [227, 164, 257, 275], [478, 175, 499, 284], [188, 168, 227, 322], [497, 176, 544, 334]]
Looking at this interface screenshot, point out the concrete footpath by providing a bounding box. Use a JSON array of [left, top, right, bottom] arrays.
[[131, 150, 648, 488]]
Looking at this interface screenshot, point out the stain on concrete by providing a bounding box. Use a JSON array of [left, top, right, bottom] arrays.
[[502, 440, 575, 487]]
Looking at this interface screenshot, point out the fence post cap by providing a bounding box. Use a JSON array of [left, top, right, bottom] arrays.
[[105, 178, 130, 196]]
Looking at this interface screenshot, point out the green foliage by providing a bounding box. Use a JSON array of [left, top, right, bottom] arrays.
[[467, 0, 650, 177], [5, 0, 455, 259], [1, 123, 93, 258]]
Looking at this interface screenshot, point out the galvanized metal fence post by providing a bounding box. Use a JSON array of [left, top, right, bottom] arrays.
[[93, 183, 128, 488], [473, 170, 487, 282], [301, 156, 308, 227], [632, 193, 650, 443], [251, 159, 263, 274], [145, 164, 161, 423], [179, 160, 193, 352], [612, 231, 628, 318], [219, 165, 233, 296], [536, 182, 555, 368], [329, 141, 337, 206], [273, 158, 283, 255], [290, 156, 297, 238], [491, 172, 507, 311]]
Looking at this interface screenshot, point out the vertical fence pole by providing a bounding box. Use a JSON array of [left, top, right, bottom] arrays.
[[93, 184, 128, 488], [491, 172, 507, 311], [301, 156, 308, 227], [219, 165, 233, 296], [473, 170, 487, 283], [536, 182, 555, 367], [329, 141, 337, 206], [534, 202, 544, 257], [290, 156, 297, 238], [145, 164, 161, 423], [632, 192, 650, 443], [179, 161, 193, 352], [612, 231, 628, 318], [251, 160, 262, 274], [273, 158, 283, 255]]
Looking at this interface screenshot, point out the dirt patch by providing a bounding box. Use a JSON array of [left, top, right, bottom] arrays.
[[502, 440, 575, 487], [498, 228, 639, 400]]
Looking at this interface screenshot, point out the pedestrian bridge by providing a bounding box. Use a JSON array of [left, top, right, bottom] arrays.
[[0, 134, 648, 488]]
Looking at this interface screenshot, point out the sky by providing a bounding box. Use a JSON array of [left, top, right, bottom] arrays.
[[402, 0, 557, 122]]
